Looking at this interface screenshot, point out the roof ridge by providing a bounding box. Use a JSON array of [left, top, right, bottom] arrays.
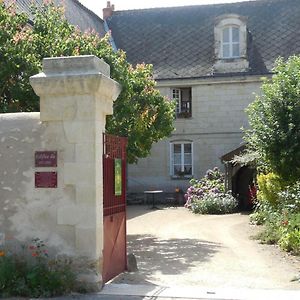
[[112, 0, 292, 14]]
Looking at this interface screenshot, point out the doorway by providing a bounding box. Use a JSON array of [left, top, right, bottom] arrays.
[[232, 166, 256, 210]]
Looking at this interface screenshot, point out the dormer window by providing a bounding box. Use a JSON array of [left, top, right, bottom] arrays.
[[214, 14, 248, 73], [222, 26, 240, 58]]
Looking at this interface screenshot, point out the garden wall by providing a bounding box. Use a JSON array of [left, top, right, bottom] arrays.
[[0, 55, 121, 291]]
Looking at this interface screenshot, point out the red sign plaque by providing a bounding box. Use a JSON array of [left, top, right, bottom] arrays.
[[35, 151, 57, 167], [35, 172, 57, 188]]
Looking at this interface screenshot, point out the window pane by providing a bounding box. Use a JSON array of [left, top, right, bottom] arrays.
[[180, 101, 187, 112], [174, 154, 181, 164], [223, 44, 230, 58], [232, 43, 240, 57], [232, 27, 239, 42], [222, 28, 229, 43], [181, 100, 190, 112], [174, 144, 181, 153], [184, 144, 191, 153], [174, 165, 181, 175], [172, 89, 180, 99], [184, 165, 192, 175], [181, 88, 190, 101], [184, 154, 191, 164]]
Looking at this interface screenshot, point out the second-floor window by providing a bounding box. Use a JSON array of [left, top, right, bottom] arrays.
[[222, 26, 240, 58], [172, 87, 192, 118]]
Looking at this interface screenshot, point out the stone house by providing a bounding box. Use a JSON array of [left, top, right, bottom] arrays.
[[6, 0, 300, 196], [104, 0, 300, 195]]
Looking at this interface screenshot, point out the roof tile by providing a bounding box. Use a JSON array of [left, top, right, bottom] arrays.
[[4, 0, 105, 36]]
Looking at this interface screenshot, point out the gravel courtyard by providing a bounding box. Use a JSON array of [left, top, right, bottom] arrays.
[[112, 205, 300, 290]]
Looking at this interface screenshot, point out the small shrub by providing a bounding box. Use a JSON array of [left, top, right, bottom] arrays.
[[253, 209, 281, 242], [278, 213, 300, 254], [279, 230, 300, 255], [185, 167, 238, 214], [256, 173, 285, 206], [277, 181, 300, 213], [249, 199, 276, 225], [255, 224, 281, 245], [250, 211, 267, 225], [192, 192, 238, 214]]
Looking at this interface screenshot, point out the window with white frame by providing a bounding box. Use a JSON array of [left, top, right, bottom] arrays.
[[171, 88, 192, 118], [214, 14, 249, 73], [222, 26, 240, 58], [170, 142, 193, 177]]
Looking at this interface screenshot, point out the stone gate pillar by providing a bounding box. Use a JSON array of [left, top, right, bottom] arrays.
[[30, 55, 121, 291]]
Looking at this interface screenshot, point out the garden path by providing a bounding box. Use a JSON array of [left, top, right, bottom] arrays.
[[112, 205, 300, 290]]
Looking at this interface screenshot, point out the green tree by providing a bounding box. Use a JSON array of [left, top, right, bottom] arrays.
[[245, 56, 300, 182], [0, 2, 175, 163], [0, 3, 40, 112]]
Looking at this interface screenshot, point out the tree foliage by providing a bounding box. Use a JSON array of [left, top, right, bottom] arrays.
[[245, 56, 300, 182], [0, 2, 175, 163]]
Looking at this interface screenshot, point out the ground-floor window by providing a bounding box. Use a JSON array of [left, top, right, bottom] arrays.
[[170, 142, 193, 177]]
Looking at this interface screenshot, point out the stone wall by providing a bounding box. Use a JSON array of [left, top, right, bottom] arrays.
[[128, 76, 262, 193], [0, 55, 120, 291]]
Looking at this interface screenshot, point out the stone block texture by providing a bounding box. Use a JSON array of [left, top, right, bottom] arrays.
[[0, 55, 120, 291], [128, 76, 262, 193]]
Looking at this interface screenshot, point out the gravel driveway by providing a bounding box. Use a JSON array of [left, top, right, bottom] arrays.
[[112, 205, 300, 290]]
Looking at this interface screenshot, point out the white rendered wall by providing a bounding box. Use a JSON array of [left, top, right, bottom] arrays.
[[0, 55, 120, 291]]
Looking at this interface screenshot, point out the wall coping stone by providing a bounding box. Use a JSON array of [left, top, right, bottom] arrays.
[[42, 55, 110, 77]]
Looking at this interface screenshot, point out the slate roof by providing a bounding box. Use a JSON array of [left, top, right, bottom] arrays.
[[4, 0, 105, 36], [107, 0, 300, 80]]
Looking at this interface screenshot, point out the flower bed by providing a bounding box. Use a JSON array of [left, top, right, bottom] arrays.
[[251, 177, 300, 255], [0, 238, 75, 298]]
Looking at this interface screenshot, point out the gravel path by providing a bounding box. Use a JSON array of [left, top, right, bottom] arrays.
[[112, 205, 300, 290]]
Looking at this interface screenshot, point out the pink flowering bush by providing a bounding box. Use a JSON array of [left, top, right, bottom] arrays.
[[185, 167, 238, 214]]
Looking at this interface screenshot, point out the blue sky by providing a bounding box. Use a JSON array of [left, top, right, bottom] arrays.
[[79, 0, 252, 18]]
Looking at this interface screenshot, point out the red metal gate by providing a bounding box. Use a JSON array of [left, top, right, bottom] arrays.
[[102, 133, 127, 283]]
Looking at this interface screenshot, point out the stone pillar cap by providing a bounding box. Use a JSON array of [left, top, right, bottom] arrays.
[[43, 55, 110, 77]]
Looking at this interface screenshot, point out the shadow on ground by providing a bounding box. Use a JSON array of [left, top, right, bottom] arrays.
[[127, 205, 180, 220], [111, 234, 221, 285], [126, 205, 153, 220]]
